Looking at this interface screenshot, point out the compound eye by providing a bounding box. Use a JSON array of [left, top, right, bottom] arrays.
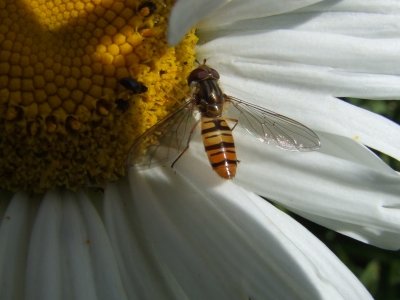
[[187, 68, 208, 84], [210, 68, 220, 79]]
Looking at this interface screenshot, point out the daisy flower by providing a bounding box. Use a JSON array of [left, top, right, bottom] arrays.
[[1, 0, 400, 299]]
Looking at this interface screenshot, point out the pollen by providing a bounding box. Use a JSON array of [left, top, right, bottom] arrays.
[[0, 0, 198, 193]]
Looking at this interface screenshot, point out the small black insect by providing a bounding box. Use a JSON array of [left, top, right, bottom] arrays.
[[115, 98, 129, 113], [116, 78, 147, 112], [138, 1, 157, 17], [118, 78, 148, 95]]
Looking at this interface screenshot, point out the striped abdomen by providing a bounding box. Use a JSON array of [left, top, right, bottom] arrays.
[[201, 118, 237, 179]]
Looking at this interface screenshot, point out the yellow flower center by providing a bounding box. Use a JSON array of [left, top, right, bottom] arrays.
[[0, 0, 198, 193]]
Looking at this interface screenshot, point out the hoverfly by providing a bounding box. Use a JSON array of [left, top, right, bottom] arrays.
[[126, 60, 321, 178]]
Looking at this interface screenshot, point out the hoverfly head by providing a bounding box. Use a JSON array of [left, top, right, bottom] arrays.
[[187, 60, 220, 85]]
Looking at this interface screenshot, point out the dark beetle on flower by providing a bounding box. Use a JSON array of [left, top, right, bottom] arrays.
[[116, 78, 148, 113], [118, 78, 148, 95]]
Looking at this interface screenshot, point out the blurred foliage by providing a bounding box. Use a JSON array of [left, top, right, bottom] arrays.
[[275, 98, 400, 299]]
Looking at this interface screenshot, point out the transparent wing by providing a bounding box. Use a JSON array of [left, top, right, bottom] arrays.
[[226, 96, 321, 151], [127, 100, 197, 170]]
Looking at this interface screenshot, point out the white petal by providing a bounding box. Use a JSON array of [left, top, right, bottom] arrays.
[[196, 0, 400, 99], [0, 190, 13, 217], [169, 0, 325, 45], [197, 0, 322, 29], [25, 189, 127, 300], [103, 180, 177, 299], [298, 0, 400, 15], [227, 126, 400, 250], [242, 190, 372, 300], [0, 170, 376, 299], [168, 0, 229, 46], [197, 32, 400, 99], [126, 166, 372, 299], [198, 2, 400, 39], [292, 6, 400, 39], [0, 192, 36, 299]]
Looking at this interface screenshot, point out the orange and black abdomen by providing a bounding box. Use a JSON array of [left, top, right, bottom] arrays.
[[201, 118, 237, 179]]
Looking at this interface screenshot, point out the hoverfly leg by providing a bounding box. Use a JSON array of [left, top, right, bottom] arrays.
[[228, 118, 241, 164], [161, 80, 191, 99], [222, 117, 239, 131], [171, 119, 201, 168]]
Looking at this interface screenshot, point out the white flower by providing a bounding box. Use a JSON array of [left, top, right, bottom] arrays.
[[1, 0, 400, 299]]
